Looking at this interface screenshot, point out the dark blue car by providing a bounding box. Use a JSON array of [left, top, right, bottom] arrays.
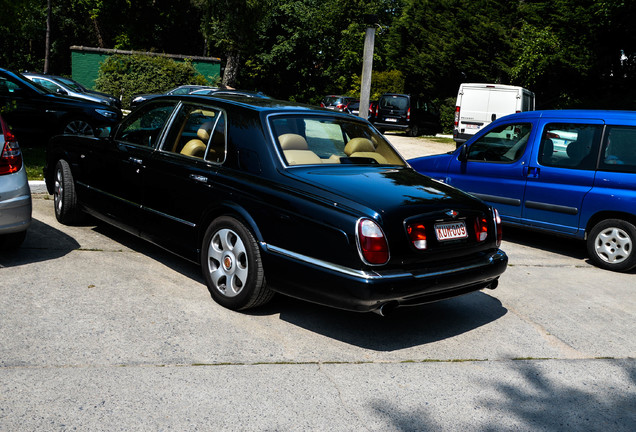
[[409, 110, 636, 272]]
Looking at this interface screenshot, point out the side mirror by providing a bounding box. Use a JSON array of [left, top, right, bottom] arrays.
[[457, 144, 468, 162], [95, 126, 112, 138], [56, 88, 68, 95]]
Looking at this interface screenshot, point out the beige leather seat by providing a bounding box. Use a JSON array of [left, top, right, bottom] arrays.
[[181, 125, 211, 158], [344, 137, 388, 164], [279, 133, 322, 165]]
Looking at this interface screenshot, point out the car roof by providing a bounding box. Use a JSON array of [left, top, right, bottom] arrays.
[[497, 109, 636, 123], [153, 94, 366, 118]]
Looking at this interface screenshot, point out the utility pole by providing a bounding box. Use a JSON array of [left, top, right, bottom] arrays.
[[359, 14, 377, 120], [44, 0, 51, 73]]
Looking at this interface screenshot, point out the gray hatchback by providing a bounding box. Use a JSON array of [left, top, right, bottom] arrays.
[[0, 114, 31, 250]]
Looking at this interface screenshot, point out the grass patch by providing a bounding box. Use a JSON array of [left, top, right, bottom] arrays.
[[21, 146, 46, 180]]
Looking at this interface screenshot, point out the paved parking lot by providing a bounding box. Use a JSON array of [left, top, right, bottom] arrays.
[[1, 136, 634, 431]]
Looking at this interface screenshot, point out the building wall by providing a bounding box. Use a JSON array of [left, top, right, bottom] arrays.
[[70, 46, 221, 90]]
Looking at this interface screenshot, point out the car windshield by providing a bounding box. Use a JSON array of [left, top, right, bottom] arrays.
[[270, 115, 406, 166], [57, 77, 86, 93]]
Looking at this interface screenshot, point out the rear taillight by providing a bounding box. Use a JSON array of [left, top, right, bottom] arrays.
[[493, 208, 503, 247], [0, 118, 22, 175], [374, 104, 379, 117], [357, 218, 389, 265], [454, 106, 460, 127], [407, 223, 427, 250], [474, 216, 488, 242], [320, 102, 325, 108], [407, 107, 411, 120]]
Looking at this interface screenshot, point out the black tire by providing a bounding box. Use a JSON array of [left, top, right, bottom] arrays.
[[0, 231, 27, 251], [407, 125, 420, 137], [62, 119, 94, 136], [201, 216, 273, 310], [53, 160, 83, 225], [587, 219, 636, 272]]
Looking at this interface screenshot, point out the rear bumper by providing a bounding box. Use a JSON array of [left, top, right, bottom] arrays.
[[262, 244, 508, 313], [374, 121, 408, 131], [0, 193, 32, 234]]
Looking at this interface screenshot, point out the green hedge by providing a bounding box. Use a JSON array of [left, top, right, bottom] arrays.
[[95, 54, 208, 109]]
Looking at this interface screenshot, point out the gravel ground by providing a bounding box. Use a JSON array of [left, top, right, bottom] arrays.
[[383, 133, 456, 160]]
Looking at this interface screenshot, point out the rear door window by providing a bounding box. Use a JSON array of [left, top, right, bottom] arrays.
[[539, 123, 603, 170]]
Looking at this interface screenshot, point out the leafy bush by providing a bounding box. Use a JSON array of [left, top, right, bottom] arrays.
[[437, 97, 456, 134], [347, 70, 405, 101], [95, 54, 208, 109]]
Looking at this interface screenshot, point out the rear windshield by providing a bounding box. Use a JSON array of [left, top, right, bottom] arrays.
[[379, 95, 409, 111], [269, 115, 406, 167]]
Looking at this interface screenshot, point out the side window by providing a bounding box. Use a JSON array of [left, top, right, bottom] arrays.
[[539, 123, 603, 170], [599, 126, 636, 173], [467, 123, 532, 162], [161, 104, 226, 162], [115, 101, 176, 147], [32, 78, 58, 93], [0, 77, 23, 95]]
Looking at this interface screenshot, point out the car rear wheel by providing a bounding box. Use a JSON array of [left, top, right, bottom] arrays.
[[587, 219, 636, 272], [63, 119, 94, 136], [407, 125, 420, 137], [201, 216, 273, 310], [54, 159, 83, 225]]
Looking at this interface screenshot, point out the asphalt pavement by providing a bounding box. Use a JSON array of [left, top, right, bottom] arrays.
[[1, 135, 634, 431]]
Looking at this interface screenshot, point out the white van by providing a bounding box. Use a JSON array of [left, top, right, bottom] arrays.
[[453, 83, 535, 146]]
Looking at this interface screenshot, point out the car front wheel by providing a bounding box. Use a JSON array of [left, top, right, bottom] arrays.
[[62, 119, 94, 136], [587, 219, 636, 272], [201, 216, 273, 310], [53, 159, 83, 224]]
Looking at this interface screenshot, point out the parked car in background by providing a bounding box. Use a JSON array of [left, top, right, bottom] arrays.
[[338, 99, 360, 116], [371, 93, 440, 137], [190, 88, 271, 99], [320, 95, 355, 111], [0, 114, 31, 250], [409, 109, 636, 272], [0, 68, 122, 144], [130, 85, 212, 109], [23, 72, 121, 109], [45, 95, 507, 314], [454, 83, 535, 147]]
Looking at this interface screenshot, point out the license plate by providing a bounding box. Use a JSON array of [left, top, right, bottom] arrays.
[[435, 221, 468, 241], [384, 118, 397, 122], [466, 123, 481, 129]]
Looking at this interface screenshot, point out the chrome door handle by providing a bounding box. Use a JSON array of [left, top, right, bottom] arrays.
[[189, 174, 208, 183], [129, 157, 143, 165]]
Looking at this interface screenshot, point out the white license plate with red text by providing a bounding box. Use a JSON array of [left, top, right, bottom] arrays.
[[435, 221, 468, 241], [384, 118, 398, 122]]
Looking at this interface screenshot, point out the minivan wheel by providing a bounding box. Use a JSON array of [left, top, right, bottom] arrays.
[[407, 125, 420, 137], [201, 216, 274, 310], [587, 219, 636, 272]]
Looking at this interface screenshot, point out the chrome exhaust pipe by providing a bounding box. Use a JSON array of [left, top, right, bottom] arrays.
[[373, 301, 399, 317]]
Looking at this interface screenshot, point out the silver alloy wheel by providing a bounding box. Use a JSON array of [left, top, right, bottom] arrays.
[[206, 228, 249, 298], [593, 226, 632, 264], [54, 165, 64, 214], [63, 120, 94, 136]]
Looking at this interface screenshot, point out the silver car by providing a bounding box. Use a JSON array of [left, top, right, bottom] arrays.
[[0, 114, 31, 250], [23, 72, 121, 108]]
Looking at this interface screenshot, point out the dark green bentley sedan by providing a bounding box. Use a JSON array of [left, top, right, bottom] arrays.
[[44, 95, 507, 314]]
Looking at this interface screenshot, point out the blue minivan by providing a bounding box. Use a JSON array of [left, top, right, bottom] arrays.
[[409, 110, 636, 272]]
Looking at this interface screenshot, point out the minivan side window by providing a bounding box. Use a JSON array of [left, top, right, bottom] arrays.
[[539, 123, 603, 170], [599, 126, 636, 173], [467, 123, 532, 163]]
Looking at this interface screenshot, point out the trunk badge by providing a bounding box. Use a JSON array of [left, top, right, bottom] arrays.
[[446, 210, 459, 218]]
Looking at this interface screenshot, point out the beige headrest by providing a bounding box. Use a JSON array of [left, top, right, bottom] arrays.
[[198, 128, 211, 141], [344, 138, 374, 156], [279, 133, 308, 150]]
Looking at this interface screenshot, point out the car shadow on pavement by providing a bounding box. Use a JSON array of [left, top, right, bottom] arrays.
[[265, 291, 507, 351], [0, 218, 80, 267], [85, 220, 508, 351]]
